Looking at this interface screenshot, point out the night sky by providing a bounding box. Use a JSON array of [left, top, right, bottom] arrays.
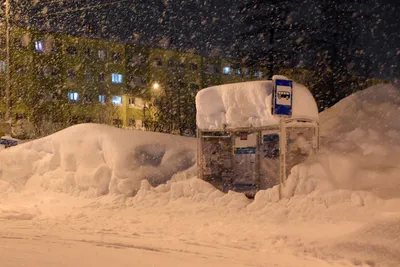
[[5, 0, 400, 80]]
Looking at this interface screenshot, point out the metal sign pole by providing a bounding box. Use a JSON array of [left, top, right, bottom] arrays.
[[5, 0, 12, 135], [279, 118, 287, 186]]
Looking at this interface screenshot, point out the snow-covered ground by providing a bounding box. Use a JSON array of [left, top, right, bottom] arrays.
[[1, 83, 400, 267]]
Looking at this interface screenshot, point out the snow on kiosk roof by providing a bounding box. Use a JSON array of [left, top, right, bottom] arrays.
[[196, 78, 319, 130], [196, 76, 320, 198]]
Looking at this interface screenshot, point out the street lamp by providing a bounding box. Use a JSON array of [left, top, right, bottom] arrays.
[[152, 82, 160, 90], [4, 0, 12, 135]]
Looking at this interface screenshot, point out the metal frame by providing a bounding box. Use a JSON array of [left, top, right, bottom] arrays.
[[197, 117, 319, 196]]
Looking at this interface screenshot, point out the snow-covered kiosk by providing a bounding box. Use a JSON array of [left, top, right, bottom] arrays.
[[196, 76, 319, 197]]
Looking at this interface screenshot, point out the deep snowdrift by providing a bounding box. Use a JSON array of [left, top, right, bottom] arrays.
[[251, 83, 400, 209], [0, 124, 196, 196]]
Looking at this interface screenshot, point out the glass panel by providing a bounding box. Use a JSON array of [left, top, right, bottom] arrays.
[[201, 137, 233, 192], [259, 131, 280, 189], [232, 132, 258, 194], [286, 127, 315, 176]]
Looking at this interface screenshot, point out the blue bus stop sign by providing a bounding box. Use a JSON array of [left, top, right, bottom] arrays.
[[273, 79, 293, 116]]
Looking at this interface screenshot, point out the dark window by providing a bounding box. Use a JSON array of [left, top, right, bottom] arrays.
[[51, 41, 60, 54], [43, 66, 53, 77], [37, 68, 44, 78], [67, 70, 76, 80], [71, 116, 78, 124], [15, 65, 27, 75], [112, 52, 122, 62], [14, 38, 24, 49], [15, 113, 26, 120], [153, 58, 162, 67], [66, 46, 77, 56], [190, 63, 198, 71], [84, 71, 92, 81], [52, 91, 63, 101], [189, 83, 199, 92], [206, 65, 215, 73], [51, 67, 60, 77], [128, 55, 144, 66], [85, 48, 91, 57], [83, 94, 92, 104], [168, 60, 175, 68]]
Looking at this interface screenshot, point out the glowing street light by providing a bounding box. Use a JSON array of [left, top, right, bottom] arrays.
[[152, 82, 160, 90]]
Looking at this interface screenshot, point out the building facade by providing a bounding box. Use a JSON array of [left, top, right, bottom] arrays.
[[0, 26, 267, 137]]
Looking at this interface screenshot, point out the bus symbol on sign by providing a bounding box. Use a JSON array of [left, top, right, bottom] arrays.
[[277, 91, 291, 100], [273, 79, 293, 116]]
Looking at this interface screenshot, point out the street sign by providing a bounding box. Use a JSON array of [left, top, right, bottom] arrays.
[[273, 79, 293, 116], [234, 147, 257, 154]]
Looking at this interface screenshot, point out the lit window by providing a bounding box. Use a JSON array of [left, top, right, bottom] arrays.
[[67, 92, 79, 101], [236, 68, 241, 75], [111, 73, 123, 84], [223, 66, 232, 75], [1, 61, 5, 72], [35, 41, 43, 52], [254, 71, 262, 79], [99, 95, 106, 103], [112, 96, 122, 105]]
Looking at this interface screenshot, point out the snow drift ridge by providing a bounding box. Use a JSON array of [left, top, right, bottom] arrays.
[[0, 124, 196, 196]]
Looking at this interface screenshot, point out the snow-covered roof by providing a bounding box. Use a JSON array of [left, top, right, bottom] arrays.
[[196, 79, 319, 130]]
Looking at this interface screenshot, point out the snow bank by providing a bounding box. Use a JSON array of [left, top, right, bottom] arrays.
[[196, 79, 319, 130], [253, 83, 400, 206], [0, 124, 196, 196], [130, 172, 250, 210], [0, 83, 399, 208], [317, 215, 400, 266]]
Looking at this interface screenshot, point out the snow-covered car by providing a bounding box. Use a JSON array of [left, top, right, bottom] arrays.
[[0, 138, 18, 148]]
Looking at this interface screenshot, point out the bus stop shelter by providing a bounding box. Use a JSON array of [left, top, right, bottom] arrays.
[[196, 76, 319, 197]]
